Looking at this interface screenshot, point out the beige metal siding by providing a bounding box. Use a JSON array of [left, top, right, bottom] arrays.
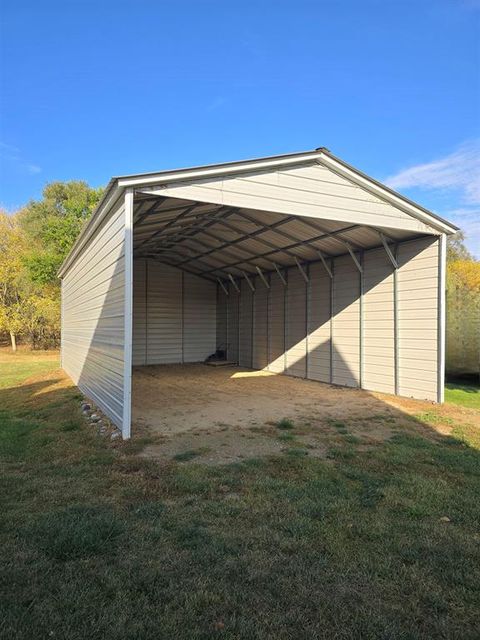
[[362, 248, 395, 394], [307, 261, 331, 382], [62, 201, 126, 427], [267, 274, 285, 372], [397, 237, 439, 400], [183, 273, 216, 362], [253, 277, 269, 369], [132, 261, 216, 364], [133, 259, 147, 366], [154, 163, 433, 233], [227, 288, 239, 362], [285, 268, 307, 377], [146, 262, 183, 363], [332, 254, 360, 387], [238, 279, 253, 367], [216, 287, 228, 353]]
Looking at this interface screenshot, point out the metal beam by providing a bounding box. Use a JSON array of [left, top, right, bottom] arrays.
[[199, 224, 360, 274], [210, 214, 310, 262], [292, 215, 363, 251], [317, 250, 333, 278], [243, 271, 255, 291], [295, 257, 309, 283], [138, 229, 260, 274], [228, 274, 240, 292], [233, 209, 335, 259], [346, 243, 363, 273], [256, 266, 270, 289], [217, 278, 229, 296], [135, 203, 205, 251], [146, 255, 219, 283], [136, 206, 239, 254], [273, 262, 287, 286], [173, 214, 299, 266], [377, 231, 398, 269]]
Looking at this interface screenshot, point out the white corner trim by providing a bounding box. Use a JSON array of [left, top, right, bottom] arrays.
[[437, 233, 446, 403], [122, 188, 134, 439]]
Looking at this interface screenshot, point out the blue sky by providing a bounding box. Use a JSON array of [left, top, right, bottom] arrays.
[[1, 0, 479, 255]]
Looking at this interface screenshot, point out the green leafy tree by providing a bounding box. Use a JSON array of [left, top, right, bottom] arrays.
[[19, 181, 103, 285]]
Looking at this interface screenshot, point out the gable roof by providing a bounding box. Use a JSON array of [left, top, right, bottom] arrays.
[[58, 148, 458, 277]]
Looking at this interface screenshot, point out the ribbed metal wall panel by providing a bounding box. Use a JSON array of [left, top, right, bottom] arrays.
[[132, 260, 216, 364], [184, 273, 216, 362], [397, 237, 438, 400], [146, 262, 183, 364], [267, 274, 286, 372], [307, 261, 331, 382], [216, 287, 228, 353], [332, 254, 360, 387], [285, 268, 307, 378], [227, 289, 239, 362], [132, 259, 147, 365], [252, 276, 269, 369], [62, 201, 126, 428], [238, 279, 253, 367], [363, 248, 395, 394]]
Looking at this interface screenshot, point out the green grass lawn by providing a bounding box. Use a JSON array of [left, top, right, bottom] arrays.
[[1, 352, 479, 639], [445, 381, 480, 410]]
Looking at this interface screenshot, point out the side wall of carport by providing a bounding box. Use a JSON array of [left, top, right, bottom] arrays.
[[61, 199, 127, 428], [217, 236, 441, 402]]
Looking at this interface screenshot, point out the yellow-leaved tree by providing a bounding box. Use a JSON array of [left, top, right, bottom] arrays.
[[0, 213, 26, 350]]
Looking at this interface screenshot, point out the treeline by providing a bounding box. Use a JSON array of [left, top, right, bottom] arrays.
[[0, 182, 103, 350]]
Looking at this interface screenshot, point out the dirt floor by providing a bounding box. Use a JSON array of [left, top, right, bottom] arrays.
[[132, 364, 480, 465]]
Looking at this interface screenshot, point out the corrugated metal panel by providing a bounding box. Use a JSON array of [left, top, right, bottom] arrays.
[[183, 273, 216, 362], [155, 163, 433, 233], [146, 262, 182, 364], [267, 273, 286, 372], [307, 261, 331, 382], [332, 254, 360, 387], [227, 289, 239, 362], [132, 259, 147, 366], [238, 279, 253, 367], [397, 237, 438, 400], [252, 276, 269, 369], [362, 248, 395, 394], [285, 267, 307, 377], [216, 286, 228, 352], [62, 201, 126, 428], [132, 260, 216, 364]]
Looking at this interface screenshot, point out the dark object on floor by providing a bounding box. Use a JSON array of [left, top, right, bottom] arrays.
[[205, 349, 226, 363]]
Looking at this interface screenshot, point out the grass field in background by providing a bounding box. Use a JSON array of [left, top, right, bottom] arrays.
[[1, 350, 479, 639], [445, 381, 480, 410]]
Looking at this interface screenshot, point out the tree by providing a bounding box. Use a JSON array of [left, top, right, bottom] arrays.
[[19, 181, 103, 285], [447, 230, 473, 262], [0, 213, 27, 350]]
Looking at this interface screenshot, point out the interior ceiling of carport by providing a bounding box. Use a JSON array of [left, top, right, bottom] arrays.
[[132, 194, 423, 282]]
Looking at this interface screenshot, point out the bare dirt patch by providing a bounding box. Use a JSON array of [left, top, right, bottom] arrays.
[[133, 364, 477, 464]]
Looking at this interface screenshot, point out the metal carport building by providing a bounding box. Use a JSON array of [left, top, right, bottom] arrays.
[[58, 148, 458, 439]]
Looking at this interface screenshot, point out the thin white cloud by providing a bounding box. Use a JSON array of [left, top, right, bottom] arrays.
[[205, 96, 227, 112], [26, 163, 42, 175], [385, 140, 480, 204], [386, 141, 480, 258], [0, 141, 42, 176]]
